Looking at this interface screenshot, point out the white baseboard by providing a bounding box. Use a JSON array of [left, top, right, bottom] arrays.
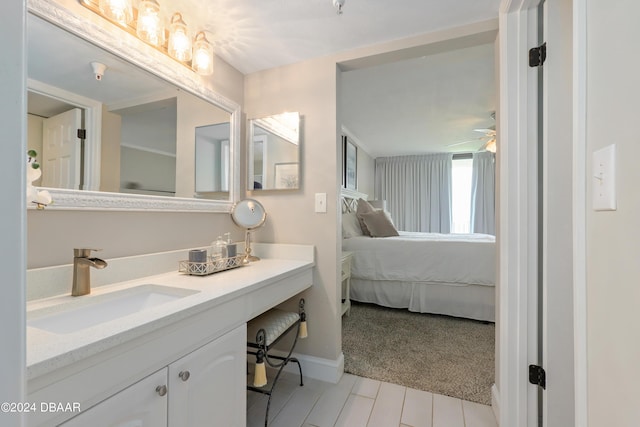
[[491, 383, 500, 424], [260, 350, 345, 384]]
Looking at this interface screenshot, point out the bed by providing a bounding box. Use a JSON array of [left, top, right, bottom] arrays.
[[341, 190, 495, 322]]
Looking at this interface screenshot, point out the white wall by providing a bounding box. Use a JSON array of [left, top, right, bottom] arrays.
[[543, 0, 575, 423], [357, 147, 375, 198], [0, 0, 26, 425], [586, 1, 640, 424]]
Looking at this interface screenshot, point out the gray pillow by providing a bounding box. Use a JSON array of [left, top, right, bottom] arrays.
[[355, 198, 375, 236], [359, 210, 399, 237], [342, 212, 364, 238]]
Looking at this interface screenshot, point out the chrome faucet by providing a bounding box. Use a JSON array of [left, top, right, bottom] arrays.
[[72, 248, 108, 296]]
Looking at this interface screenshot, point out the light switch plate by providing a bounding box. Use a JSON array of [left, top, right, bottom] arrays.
[[592, 144, 616, 211], [315, 193, 327, 213]]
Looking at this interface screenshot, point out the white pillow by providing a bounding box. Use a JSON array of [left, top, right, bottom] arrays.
[[342, 212, 364, 238]]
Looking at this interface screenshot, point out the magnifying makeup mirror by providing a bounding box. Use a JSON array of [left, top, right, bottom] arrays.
[[230, 199, 266, 264]]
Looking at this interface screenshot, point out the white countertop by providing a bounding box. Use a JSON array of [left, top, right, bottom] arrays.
[[26, 244, 314, 380]]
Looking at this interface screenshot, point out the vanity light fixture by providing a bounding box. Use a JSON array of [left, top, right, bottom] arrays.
[[192, 31, 214, 76], [136, 0, 164, 47], [80, 0, 214, 76], [98, 0, 133, 26], [168, 13, 192, 62]]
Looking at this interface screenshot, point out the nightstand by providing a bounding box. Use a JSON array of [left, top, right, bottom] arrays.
[[341, 251, 353, 316]]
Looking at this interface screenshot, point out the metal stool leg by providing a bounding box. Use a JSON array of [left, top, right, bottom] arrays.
[[247, 299, 307, 426]]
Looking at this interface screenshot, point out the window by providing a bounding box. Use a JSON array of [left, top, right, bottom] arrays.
[[451, 157, 473, 233]]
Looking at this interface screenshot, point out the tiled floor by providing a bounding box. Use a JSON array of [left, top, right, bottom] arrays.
[[247, 372, 498, 427]]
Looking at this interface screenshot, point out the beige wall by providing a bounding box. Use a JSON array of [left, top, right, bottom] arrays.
[[586, 1, 640, 425], [100, 108, 122, 193], [244, 58, 341, 361], [175, 92, 231, 198]]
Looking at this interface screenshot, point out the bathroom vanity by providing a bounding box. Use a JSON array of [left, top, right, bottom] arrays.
[[25, 244, 314, 427]]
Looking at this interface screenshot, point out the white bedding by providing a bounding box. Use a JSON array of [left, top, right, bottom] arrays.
[[343, 231, 495, 286]]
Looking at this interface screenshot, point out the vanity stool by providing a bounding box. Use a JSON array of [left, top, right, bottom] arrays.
[[247, 298, 307, 427]]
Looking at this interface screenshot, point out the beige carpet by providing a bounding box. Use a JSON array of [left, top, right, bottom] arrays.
[[342, 302, 495, 405]]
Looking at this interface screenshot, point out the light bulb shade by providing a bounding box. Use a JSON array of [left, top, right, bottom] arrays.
[[193, 31, 214, 76], [485, 138, 497, 153], [136, 0, 164, 47], [168, 13, 192, 62], [99, 0, 133, 26]]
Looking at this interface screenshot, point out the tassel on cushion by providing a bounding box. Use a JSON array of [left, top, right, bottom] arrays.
[[299, 312, 308, 339], [253, 350, 267, 387]]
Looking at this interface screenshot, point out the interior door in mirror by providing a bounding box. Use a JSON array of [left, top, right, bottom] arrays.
[[249, 112, 300, 190]]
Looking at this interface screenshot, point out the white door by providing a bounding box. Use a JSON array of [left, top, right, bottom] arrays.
[[60, 368, 168, 427], [541, 0, 575, 425], [41, 108, 81, 189], [168, 325, 246, 427]]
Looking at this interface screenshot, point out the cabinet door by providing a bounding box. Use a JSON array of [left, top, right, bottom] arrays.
[[60, 368, 168, 427], [168, 324, 246, 427]]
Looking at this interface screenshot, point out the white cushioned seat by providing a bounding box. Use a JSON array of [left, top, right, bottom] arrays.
[[247, 309, 299, 347]]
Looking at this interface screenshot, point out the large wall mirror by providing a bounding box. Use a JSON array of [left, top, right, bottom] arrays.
[[248, 112, 301, 190], [26, 0, 240, 211]]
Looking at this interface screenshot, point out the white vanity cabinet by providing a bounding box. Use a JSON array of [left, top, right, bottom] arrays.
[[59, 368, 168, 427], [58, 325, 245, 427], [27, 245, 314, 427], [167, 324, 245, 427]]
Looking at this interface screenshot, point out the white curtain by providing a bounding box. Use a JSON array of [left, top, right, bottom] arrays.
[[470, 151, 495, 235], [375, 154, 452, 233]]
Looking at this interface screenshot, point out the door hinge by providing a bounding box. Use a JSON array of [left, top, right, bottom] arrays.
[[77, 129, 86, 139], [529, 42, 547, 67], [529, 364, 546, 389]]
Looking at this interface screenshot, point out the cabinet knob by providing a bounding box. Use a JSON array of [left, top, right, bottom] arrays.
[[179, 370, 191, 381], [155, 385, 167, 396]]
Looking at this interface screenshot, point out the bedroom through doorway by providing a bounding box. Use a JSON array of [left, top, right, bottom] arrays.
[[337, 24, 498, 406]]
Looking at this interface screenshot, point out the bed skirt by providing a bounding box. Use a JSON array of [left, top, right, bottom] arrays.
[[349, 278, 495, 322]]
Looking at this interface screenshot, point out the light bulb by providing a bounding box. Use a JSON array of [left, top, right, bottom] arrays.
[[99, 0, 133, 26], [136, 0, 164, 47], [486, 139, 497, 153], [168, 13, 192, 62], [193, 31, 214, 76]]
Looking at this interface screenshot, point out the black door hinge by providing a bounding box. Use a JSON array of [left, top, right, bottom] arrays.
[[77, 129, 86, 139], [529, 364, 546, 389], [529, 42, 547, 67]]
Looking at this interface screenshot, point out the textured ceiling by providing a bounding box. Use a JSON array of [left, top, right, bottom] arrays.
[[171, 0, 501, 74], [340, 42, 496, 157]]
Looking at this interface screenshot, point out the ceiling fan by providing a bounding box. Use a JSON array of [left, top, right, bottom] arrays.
[[447, 114, 497, 153]]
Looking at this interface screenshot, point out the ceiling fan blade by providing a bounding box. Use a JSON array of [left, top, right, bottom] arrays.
[[446, 138, 483, 147], [473, 128, 497, 135]]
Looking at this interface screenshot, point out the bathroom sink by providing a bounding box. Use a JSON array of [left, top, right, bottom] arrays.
[[28, 284, 199, 334]]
